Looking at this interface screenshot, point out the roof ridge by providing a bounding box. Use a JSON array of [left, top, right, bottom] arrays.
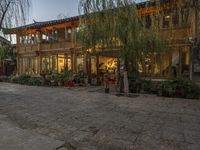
[[3, 15, 79, 33]]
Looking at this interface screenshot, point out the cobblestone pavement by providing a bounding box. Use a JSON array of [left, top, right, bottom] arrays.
[[0, 82, 200, 150]]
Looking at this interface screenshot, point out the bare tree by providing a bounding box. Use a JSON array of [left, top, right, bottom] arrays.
[[0, 0, 31, 30]]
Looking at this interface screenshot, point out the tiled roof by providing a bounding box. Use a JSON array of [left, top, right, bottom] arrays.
[[3, 15, 79, 34]]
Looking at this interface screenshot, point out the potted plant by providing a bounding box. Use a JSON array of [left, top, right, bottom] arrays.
[[49, 71, 57, 86], [64, 71, 75, 87], [84, 75, 88, 85], [56, 73, 66, 86], [57, 76, 63, 86], [77, 70, 85, 86]]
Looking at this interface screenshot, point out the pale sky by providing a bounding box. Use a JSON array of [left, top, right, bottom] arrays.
[[28, 0, 146, 24], [29, 0, 80, 23]]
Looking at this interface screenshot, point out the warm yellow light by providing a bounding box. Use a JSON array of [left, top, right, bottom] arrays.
[[106, 58, 117, 71], [87, 48, 92, 52], [165, 15, 171, 19]]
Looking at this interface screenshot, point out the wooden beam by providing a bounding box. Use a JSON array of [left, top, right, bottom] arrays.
[[179, 47, 183, 78]]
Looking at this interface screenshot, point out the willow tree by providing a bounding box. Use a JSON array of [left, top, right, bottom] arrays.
[[0, 0, 31, 30], [79, 0, 165, 94]]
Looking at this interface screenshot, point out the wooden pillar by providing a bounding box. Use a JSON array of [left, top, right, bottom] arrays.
[[151, 54, 155, 78], [73, 52, 77, 72], [83, 53, 87, 74], [160, 53, 163, 77], [57, 54, 59, 73], [189, 45, 193, 80], [48, 56, 51, 71], [16, 34, 20, 74], [64, 54, 68, 71], [72, 28, 76, 48], [64, 27, 67, 40], [160, 12, 164, 29], [87, 53, 92, 84], [19, 58, 21, 74], [37, 31, 42, 75], [179, 47, 183, 78], [74, 28, 77, 47], [16, 57, 20, 75], [71, 52, 74, 72], [38, 55, 42, 75], [21, 58, 23, 74], [96, 53, 100, 85], [117, 58, 120, 85], [168, 51, 172, 78]]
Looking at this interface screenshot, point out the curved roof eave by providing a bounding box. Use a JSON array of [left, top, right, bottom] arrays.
[[3, 15, 80, 34]]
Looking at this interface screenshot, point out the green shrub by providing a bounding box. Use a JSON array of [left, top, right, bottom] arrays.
[[9, 75, 19, 83], [129, 79, 159, 94], [56, 73, 67, 82], [141, 80, 159, 94], [158, 79, 200, 99], [177, 79, 199, 99], [129, 78, 200, 99], [9, 75, 30, 84], [9, 75, 42, 86], [17, 74, 31, 84], [158, 81, 175, 97], [28, 77, 42, 86], [129, 79, 142, 93]]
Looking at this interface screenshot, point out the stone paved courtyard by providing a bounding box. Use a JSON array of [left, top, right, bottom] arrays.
[[0, 82, 200, 150]]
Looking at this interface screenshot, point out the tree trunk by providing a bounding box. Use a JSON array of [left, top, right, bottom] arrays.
[[123, 71, 129, 96], [124, 55, 129, 96], [87, 54, 92, 84], [96, 54, 100, 85]]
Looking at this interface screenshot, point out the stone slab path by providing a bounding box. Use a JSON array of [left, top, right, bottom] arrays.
[[0, 115, 63, 150], [0, 82, 200, 150]]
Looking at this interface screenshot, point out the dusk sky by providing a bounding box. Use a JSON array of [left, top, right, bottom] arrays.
[[29, 0, 80, 23], [29, 0, 145, 24]]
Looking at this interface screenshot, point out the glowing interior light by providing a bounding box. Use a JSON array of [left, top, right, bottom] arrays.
[[165, 15, 171, 19]]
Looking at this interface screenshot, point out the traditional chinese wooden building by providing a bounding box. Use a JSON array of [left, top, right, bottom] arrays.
[[3, 16, 84, 75], [3, 0, 200, 83]]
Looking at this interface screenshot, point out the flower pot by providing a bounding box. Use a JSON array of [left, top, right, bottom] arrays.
[[64, 80, 75, 87], [105, 88, 110, 93], [50, 80, 57, 86], [58, 81, 63, 86]]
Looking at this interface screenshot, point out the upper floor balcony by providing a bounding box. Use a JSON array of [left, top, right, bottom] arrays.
[[17, 27, 82, 54]]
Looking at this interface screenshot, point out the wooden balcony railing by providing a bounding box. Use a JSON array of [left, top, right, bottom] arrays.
[[159, 26, 193, 40], [18, 41, 74, 54]]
